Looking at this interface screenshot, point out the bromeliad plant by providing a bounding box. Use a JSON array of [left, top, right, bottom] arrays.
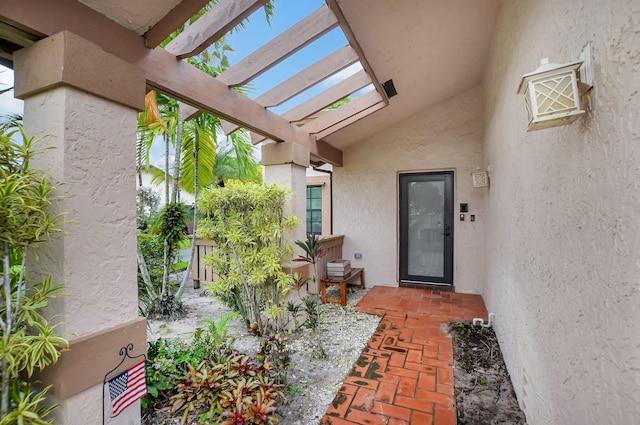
[[0, 126, 68, 424], [198, 182, 298, 336], [144, 313, 284, 424]]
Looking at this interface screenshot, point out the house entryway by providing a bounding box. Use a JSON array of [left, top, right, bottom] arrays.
[[399, 172, 454, 285]]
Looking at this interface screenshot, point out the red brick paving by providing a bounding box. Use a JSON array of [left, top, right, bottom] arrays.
[[319, 286, 487, 425]]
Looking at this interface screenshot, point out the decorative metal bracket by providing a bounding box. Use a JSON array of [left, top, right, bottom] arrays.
[[102, 344, 146, 425]]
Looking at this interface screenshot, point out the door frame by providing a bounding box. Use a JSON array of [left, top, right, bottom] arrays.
[[398, 171, 454, 285]]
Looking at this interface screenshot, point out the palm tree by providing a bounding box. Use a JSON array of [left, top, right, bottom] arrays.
[[136, 0, 275, 314]]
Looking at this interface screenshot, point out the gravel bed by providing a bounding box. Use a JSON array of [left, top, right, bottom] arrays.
[[146, 280, 381, 424], [278, 288, 381, 424]]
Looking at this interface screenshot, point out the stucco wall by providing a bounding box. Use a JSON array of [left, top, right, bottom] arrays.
[[24, 87, 139, 338], [306, 174, 332, 236], [482, 1, 640, 423], [334, 86, 485, 293]]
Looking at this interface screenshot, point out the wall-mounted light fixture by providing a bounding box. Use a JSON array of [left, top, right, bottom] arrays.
[[472, 171, 489, 188], [517, 56, 592, 131]]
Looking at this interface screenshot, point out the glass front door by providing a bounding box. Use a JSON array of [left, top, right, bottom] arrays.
[[399, 172, 454, 284]]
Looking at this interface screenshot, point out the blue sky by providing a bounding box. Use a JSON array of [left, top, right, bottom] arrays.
[[0, 68, 22, 116]]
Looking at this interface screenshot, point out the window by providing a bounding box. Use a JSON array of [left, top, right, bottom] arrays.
[[306, 186, 322, 235]]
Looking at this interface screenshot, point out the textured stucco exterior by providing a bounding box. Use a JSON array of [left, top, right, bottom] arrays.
[[263, 163, 308, 255], [334, 87, 485, 293], [20, 79, 142, 423], [306, 174, 332, 236], [24, 86, 139, 338], [481, 1, 640, 423]]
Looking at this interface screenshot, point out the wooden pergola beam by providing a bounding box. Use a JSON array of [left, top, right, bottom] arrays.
[[143, 0, 212, 48], [282, 69, 370, 123], [325, 0, 389, 106], [216, 4, 338, 87], [221, 45, 359, 136], [315, 101, 385, 140], [0, 0, 342, 166], [257, 45, 358, 108], [165, 0, 268, 59], [300, 89, 382, 134]]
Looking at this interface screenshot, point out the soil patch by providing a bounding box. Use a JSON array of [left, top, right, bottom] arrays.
[[450, 322, 527, 425]]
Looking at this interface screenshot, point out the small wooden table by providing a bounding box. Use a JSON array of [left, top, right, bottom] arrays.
[[321, 268, 365, 307]]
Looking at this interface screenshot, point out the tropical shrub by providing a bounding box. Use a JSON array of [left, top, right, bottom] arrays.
[[137, 232, 182, 316], [0, 126, 68, 424], [144, 312, 284, 424], [294, 234, 327, 358], [140, 202, 189, 319], [198, 182, 298, 335], [136, 186, 160, 232]]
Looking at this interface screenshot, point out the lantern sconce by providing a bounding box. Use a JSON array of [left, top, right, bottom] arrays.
[[472, 170, 489, 188], [517, 45, 593, 132]]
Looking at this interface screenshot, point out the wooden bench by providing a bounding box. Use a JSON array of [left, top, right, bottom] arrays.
[[320, 268, 365, 307]]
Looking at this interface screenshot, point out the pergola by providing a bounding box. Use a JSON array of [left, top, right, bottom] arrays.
[[0, 1, 499, 423], [0, 0, 497, 164]]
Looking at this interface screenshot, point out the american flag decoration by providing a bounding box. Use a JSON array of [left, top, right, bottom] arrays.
[[108, 361, 147, 417]]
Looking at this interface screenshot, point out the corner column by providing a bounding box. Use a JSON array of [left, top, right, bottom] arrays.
[[262, 141, 309, 258], [13, 31, 146, 425]]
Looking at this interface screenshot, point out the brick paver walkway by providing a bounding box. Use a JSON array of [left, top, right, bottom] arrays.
[[319, 286, 487, 425]]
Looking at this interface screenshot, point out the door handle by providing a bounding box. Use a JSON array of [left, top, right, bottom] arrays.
[[442, 226, 450, 236], [441, 232, 450, 236]]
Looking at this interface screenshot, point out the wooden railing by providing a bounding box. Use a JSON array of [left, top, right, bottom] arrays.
[[190, 235, 345, 290], [190, 238, 216, 289], [316, 234, 344, 280]]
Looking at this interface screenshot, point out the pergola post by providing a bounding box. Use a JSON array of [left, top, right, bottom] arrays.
[[13, 31, 146, 424], [262, 141, 309, 275]]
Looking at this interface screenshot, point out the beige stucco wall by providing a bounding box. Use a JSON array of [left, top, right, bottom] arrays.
[[482, 1, 640, 423], [24, 86, 139, 338], [263, 163, 308, 253], [306, 174, 332, 236], [334, 86, 485, 293]]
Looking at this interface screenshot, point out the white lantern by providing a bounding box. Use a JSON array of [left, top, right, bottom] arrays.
[[472, 171, 489, 188], [517, 58, 586, 131]]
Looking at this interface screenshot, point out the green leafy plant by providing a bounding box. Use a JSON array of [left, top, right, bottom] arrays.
[[256, 333, 290, 384], [294, 234, 327, 358], [285, 300, 304, 330], [137, 233, 181, 317], [142, 203, 189, 319], [450, 321, 490, 336], [143, 312, 239, 410], [293, 233, 326, 290], [0, 125, 68, 423], [168, 355, 282, 424], [301, 295, 325, 359], [288, 385, 304, 397], [136, 186, 160, 232], [198, 181, 298, 335]]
